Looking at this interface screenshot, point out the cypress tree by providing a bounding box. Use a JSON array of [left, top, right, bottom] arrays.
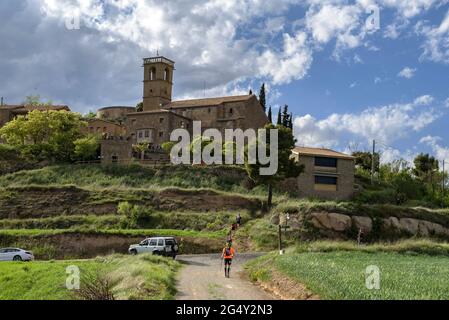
[[259, 83, 266, 112], [267, 106, 272, 124], [277, 108, 282, 126]]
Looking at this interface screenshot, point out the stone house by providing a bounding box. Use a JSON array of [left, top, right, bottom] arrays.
[[292, 147, 355, 200], [0, 104, 70, 128]]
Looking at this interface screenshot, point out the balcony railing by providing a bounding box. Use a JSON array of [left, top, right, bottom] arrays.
[[143, 57, 175, 66]]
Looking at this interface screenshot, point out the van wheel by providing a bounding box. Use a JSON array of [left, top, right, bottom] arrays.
[[152, 251, 160, 256], [130, 249, 137, 255], [13, 255, 22, 261]]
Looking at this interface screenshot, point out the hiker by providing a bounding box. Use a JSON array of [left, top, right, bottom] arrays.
[[236, 213, 242, 227], [222, 242, 235, 278], [226, 231, 233, 247]]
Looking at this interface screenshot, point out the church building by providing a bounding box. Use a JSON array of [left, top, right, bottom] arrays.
[[99, 56, 270, 163]]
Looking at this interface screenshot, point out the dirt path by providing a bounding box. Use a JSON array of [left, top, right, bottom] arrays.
[[175, 253, 273, 300]]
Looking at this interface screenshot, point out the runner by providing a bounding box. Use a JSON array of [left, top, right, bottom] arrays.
[[236, 213, 242, 227], [222, 242, 235, 278]]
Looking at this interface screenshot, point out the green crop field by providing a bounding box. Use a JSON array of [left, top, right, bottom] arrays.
[[0, 254, 179, 300], [247, 241, 449, 300]]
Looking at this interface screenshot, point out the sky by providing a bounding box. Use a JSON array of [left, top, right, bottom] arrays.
[[1, 0, 449, 165]]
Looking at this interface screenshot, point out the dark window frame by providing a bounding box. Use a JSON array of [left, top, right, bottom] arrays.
[[315, 157, 338, 168], [315, 176, 338, 185]]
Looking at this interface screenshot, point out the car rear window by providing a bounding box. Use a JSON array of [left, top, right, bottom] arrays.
[[166, 239, 174, 245]]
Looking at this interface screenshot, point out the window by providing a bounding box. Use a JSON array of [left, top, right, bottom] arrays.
[[315, 176, 337, 185], [150, 67, 156, 81], [164, 68, 170, 81], [145, 130, 150, 138], [149, 239, 157, 246], [140, 240, 148, 246], [131, 119, 136, 126], [138, 131, 143, 138], [315, 157, 337, 168], [160, 117, 164, 123], [159, 131, 164, 137], [158, 239, 164, 246], [230, 108, 234, 115]]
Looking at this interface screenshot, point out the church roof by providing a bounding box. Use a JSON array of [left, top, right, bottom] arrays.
[[166, 95, 254, 109], [292, 147, 355, 160]]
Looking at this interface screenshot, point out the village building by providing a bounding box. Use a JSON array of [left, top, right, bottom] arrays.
[[291, 147, 355, 200], [0, 104, 70, 128], [0, 56, 355, 200]]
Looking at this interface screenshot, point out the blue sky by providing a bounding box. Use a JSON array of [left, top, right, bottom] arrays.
[[0, 0, 449, 164]]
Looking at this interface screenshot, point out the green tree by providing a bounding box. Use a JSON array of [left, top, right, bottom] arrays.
[[267, 106, 272, 124], [259, 83, 266, 112], [136, 102, 143, 112], [352, 151, 380, 173], [413, 153, 439, 195], [133, 143, 149, 160], [245, 124, 303, 207], [276, 108, 282, 126], [0, 110, 86, 162], [84, 111, 97, 119], [74, 135, 100, 161], [281, 105, 290, 127], [23, 95, 53, 107]]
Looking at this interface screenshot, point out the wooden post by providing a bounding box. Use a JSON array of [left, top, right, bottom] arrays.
[[278, 225, 283, 254]]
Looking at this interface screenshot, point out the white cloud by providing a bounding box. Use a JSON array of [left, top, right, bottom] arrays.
[[417, 9, 449, 64], [374, 77, 382, 84], [414, 94, 434, 105], [293, 95, 439, 149], [398, 67, 417, 79], [349, 82, 358, 88], [420, 135, 449, 165], [257, 31, 313, 84], [445, 98, 449, 108]]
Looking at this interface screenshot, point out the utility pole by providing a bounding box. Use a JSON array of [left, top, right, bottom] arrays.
[[443, 159, 446, 208], [371, 139, 376, 185]]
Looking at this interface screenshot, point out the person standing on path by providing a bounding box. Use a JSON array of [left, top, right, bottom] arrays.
[[236, 213, 242, 227], [222, 242, 235, 278]]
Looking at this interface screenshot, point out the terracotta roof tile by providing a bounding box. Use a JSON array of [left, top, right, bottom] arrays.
[[292, 147, 355, 160], [166, 95, 253, 109]]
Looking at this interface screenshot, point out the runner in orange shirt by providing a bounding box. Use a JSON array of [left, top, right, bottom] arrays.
[[222, 242, 235, 278]]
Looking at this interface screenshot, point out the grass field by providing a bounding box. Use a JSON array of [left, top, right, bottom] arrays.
[[247, 240, 449, 300], [0, 254, 179, 300]]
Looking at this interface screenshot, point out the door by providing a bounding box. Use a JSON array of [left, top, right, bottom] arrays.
[[0, 249, 6, 261], [139, 240, 149, 253], [148, 239, 158, 253], [157, 239, 165, 253]]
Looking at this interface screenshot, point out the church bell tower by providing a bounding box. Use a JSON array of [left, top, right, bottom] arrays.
[[142, 56, 175, 111]]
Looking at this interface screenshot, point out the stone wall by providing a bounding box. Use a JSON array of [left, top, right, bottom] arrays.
[[308, 212, 449, 240]]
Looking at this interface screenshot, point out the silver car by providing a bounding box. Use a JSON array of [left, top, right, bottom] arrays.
[[0, 248, 34, 262]]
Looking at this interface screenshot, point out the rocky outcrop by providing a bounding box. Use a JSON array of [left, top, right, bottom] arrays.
[[308, 212, 449, 239], [352, 216, 372, 233], [311, 212, 352, 232]]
